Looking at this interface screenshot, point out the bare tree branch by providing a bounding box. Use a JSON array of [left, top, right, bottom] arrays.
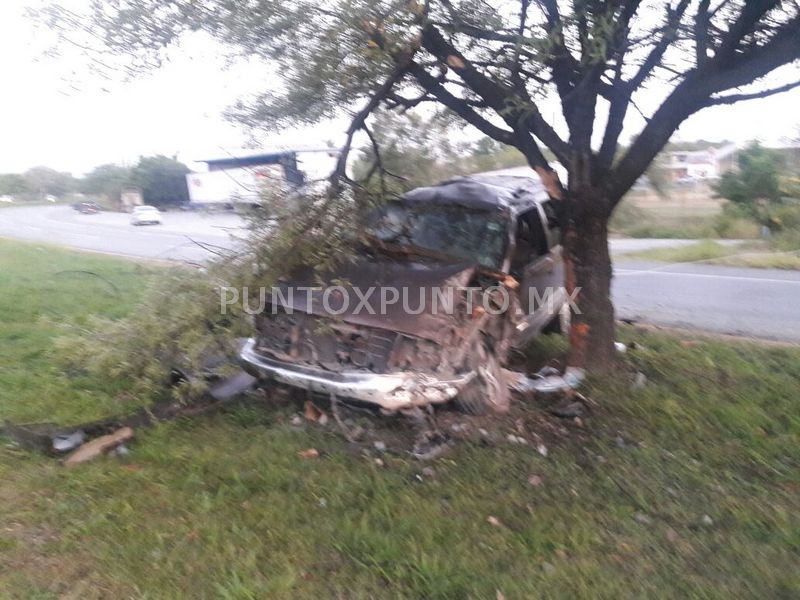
[[695, 0, 712, 67], [708, 79, 800, 105], [628, 0, 691, 92], [609, 13, 800, 206], [406, 61, 517, 145], [330, 65, 410, 189], [714, 0, 782, 63]]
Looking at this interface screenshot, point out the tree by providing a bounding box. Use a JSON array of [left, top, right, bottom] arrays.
[[352, 112, 461, 190], [39, 1, 800, 369], [80, 164, 133, 204], [23, 166, 77, 199], [715, 141, 784, 207], [0, 174, 30, 197], [469, 136, 529, 173], [129, 156, 190, 208], [351, 114, 527, 190]]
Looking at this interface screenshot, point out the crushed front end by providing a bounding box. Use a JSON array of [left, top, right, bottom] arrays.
[[239, 308, 477, 411]]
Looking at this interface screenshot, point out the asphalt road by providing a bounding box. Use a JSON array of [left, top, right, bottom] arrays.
[[2, 204, 798, 342], [0, 204, 242, 263], [614, 260, 800, 342]]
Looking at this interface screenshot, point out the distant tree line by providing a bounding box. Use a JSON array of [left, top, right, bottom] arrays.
[[0, 155, 190, 208]]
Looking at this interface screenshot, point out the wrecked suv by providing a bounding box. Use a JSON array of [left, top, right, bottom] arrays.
[[240, 174, 567, 414]]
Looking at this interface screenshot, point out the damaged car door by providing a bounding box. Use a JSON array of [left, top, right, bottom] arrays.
[[511, 202, 566, 346]]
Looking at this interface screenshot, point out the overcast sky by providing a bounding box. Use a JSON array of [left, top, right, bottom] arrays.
[[1, 1, 798, 176]]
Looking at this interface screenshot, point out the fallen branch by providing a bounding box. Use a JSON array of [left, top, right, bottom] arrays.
[[52, 270, 120, 295]]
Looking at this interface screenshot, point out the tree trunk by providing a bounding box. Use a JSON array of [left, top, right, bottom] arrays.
[[563, 191, 616, 370]]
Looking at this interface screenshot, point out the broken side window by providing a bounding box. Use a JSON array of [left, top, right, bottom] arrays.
[[511, 208, 548, 275]]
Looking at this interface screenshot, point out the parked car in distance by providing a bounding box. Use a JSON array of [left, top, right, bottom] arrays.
[[72, 201, 101, 214], [240, 174, 567, 415], [130, 205, 162, 225]]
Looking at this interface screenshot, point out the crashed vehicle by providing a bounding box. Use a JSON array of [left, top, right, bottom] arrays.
[[240, 174, 567, 414]]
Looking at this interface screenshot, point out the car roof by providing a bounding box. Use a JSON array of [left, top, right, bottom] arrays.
[[401, 174, 550, 216]]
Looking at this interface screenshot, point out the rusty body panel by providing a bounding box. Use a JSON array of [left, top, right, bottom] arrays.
[[240, 175, 566, 413]]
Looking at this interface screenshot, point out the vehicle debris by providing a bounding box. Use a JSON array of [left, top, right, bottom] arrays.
[[536, 443, 549, 457], [64, 427, 134, 467], [112, 444, 131, 458], [208, 370, 257, 401], [52, 430, 86, 453], [508, 366, 586, 396], [548, 400, 585, 419], [304, 401, 327, 424]]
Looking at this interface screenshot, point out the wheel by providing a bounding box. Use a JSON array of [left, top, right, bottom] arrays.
[[454, 347, 510, 415], [543, 302, 570, 335]]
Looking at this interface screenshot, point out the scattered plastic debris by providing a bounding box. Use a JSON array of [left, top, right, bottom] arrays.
[[536, 443, 549, 457], [52, 430, 86, 453], [509, 366, 586, 395]]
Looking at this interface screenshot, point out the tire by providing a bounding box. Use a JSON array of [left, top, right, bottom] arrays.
[[454, 348, 510, 415]]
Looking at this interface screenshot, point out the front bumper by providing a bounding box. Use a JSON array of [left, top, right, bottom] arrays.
[[239, 338, 475, 410]]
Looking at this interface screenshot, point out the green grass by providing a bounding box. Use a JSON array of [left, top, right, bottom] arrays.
[[610, 197, 761, 240], [1, 240, 799, 598], [0, 240, 158, 422], [621, 239, 800, 269], [610, 200, 723, 239]]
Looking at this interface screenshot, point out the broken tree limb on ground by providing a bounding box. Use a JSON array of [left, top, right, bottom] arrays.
[[1, 370, 256, 459], [64, 427, 134, 467]]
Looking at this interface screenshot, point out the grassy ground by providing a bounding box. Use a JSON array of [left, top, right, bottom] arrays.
[[621, 239, 800, 270], [611, 193, 760, 240], [1, 240, 799, 598]]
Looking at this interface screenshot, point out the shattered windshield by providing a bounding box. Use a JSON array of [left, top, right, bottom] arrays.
[[366, 201, 508, 269]]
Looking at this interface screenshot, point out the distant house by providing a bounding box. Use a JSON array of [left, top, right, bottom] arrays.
[[186, 147, 340, 206], [666, 143, 737, 182]]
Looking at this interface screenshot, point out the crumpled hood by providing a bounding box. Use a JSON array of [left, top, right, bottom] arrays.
[[270, 256, 478, 343]]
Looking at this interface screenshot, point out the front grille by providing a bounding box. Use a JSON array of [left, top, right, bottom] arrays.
[[255, 310, 398, 373]]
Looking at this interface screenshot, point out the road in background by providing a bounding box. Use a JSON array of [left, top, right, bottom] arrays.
[[609, 237, 744, 256], [2, 205, 798, 342], [0, 204, 241, 262], [1, 205, 729, 262], [614, 261, 800, 342]]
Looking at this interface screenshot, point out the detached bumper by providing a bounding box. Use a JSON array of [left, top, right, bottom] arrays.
[[239, 338, 475, 410]]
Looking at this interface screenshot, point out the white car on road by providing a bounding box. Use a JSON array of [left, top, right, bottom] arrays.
[[130, 205, 162, 226]]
